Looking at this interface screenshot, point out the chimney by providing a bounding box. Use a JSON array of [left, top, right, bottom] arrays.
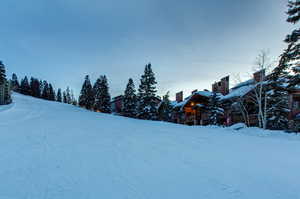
[[253, 69, 265, 82], [212, 82, 218, 93], [191, 89, 198, 95], [221, 76, 229, 95], [212, 76, 229, 95], [176, 91, 183, 103]]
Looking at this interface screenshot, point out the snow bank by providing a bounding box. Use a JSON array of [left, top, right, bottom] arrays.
[[228, 123, 248, 130], [0, 93, 300, 199]]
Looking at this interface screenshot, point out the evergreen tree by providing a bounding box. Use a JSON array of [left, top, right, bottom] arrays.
[[0, 62, 11, 105], [70, 89, 77, 105], [207, 92, 224, 125], [267, 49, 291, 130], [137, 63, 158, 120], [57, 88, 62, 102], [41, 81, 49, 99], [284, 0, 300, 87], [158, 92, 173, 122], [63, 91, 67, 103], [48, 84, 56, 101], [265, 1, 300, 130], [65, 87, 71, 104], [30, 77, 41, 98], [93, 75, 111, 113], [78, 75, 95, 110], [0, 61, 6, 85], [122, 78, 137, 117], [11, 73, 19, 92], [20, 76, 30, 95], [39, 80, 43, 96]]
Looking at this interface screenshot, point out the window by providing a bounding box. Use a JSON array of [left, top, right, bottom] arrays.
[[294, 101, 300, 109], [293, 95, 300, 109]]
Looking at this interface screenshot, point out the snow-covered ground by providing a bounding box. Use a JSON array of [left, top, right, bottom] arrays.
[[0, 93, 300, 199]]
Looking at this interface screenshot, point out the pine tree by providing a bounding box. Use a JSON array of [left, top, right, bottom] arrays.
[[78, 75, 95, 110], [20, 76, 30, 95], [0, 61, 11, 105], [63, 91, 67, 103], [41, 81, 49, 99], [65, 87, 71, 104], [207, 92, 224, 125], [70, 89, 77, 105], [267, 48, 291, 130], [137, 63, 158, 120], [265, 1, 300, 130], [48, 84, 56, 101], [0, 61, 6, 85], [39, 80, 43, 96], [159, 92, 173, 122], [11, 73, 19, 92], [284, 0, 300, 87], [94, 75, 111, 113], [30, 77, 41, 98], [57, 88, 62, 102], [122, 78, 137, 117]]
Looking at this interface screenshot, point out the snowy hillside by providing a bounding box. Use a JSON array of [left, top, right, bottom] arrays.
[[0, 93, 300, 199]]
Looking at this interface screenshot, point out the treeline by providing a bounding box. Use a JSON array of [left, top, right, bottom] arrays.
[[78, 63, 169, 121], [11, 74, 77, 105]]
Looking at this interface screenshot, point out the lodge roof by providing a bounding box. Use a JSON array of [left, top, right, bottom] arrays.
[[173, 90, 213, 110]]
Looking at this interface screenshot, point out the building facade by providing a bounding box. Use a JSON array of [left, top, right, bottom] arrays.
[[171, 70, 300, 130]]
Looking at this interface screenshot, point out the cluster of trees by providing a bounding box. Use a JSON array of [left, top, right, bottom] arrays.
[[266, 0, 300, 131], [11, 74, 77, 105], [122, 63, 168, 121], [78, 63, 165, 121], [78, 75, 111, 113], [0, 61, 11, 105], [225, 1, 300, 131]]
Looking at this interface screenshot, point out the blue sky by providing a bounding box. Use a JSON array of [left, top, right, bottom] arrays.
[[0, 0, 292, 99]]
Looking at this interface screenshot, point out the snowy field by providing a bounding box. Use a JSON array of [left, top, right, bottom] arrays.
[[0, 93, 300, 199]]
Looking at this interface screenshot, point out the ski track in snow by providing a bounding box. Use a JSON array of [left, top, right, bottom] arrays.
[[0, 93, 300, 199]]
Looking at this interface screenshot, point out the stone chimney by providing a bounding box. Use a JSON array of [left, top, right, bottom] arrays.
[[191, 89, 198, 95], [176, 91, 183, 103], [212, 76, 229, 95], [221, 76, 230, 95], [253, 69, 265, 82]]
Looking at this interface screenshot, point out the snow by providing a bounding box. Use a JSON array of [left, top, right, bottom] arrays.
[[194, 90, 213, 97], [173, 90, 213, 109], [0, 93, 300, 199], [228, 123, 247, 130], [232, 79, 254, 89], [222, 84, 255, 100]]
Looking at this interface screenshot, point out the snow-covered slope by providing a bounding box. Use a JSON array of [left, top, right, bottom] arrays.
[[0, 93, 300, 199]]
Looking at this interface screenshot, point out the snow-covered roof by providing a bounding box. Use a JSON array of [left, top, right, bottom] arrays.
[[221, 83, 255, 101], [231, 79, 254, 90], [173, 90, 213, 109], [221, 77, 270, 101], [193, 91, 213, 98]]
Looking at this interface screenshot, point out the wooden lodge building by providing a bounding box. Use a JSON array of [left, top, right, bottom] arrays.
[[172, 90, 213, 125], [171, 70, 300, 129], [109, 69, 300, 130]]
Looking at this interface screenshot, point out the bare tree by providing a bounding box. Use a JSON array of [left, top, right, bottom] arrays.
[[230, 73, 251, 126], [250, 50, 273, 129]]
